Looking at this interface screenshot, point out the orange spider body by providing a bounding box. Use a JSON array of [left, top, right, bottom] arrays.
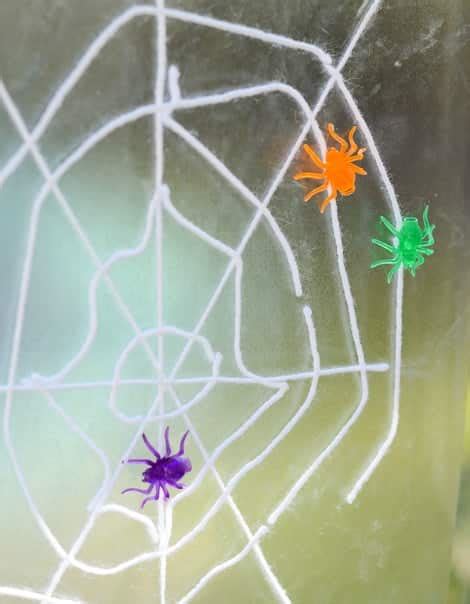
[[294, 123, 367, 213]]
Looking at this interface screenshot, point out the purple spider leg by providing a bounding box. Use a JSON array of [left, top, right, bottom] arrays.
[[166, 478, 184, 490], [176, 430, 190, 456], [142, 433, 160, 458], [141, 483, 161, 509], [164, 426, 172, 456], [125, 458, 153, 465], [161, 483, 171, 499], [121, 484, 153, 496]]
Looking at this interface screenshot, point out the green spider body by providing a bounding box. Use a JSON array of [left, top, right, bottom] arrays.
[[371, 206, 435, 283]]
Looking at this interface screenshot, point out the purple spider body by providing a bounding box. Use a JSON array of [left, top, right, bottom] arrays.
[[122, 427, 191, 508]]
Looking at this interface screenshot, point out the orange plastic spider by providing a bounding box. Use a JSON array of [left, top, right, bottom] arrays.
[[294, 123, 367, 213]]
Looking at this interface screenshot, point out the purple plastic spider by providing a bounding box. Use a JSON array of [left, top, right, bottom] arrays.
[[121, 427, 192, 508]]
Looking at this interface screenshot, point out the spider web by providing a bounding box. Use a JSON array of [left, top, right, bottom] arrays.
[[0, 1, 404, 602]]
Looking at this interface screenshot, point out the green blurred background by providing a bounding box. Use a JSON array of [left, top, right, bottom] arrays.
[[449, 387, 470, 604]]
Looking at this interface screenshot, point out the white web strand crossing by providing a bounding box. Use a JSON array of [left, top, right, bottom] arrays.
[[0, 1, 403, 603], [153, 1, 169, 601]]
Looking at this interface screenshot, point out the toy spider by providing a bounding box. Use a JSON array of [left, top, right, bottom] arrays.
[[122, 427, 192, 508], [370, 205, 435, 283], [293, 123, 367, 213]]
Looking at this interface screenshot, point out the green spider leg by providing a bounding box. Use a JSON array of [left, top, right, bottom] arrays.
[[409, 255, 426, 277], [422, 205, 433, 231], [416, 246, 434, 256], [421, 205, 435, 245], [370, 256, 399, 269], [386, 262, 401, 283], [371, 238, 396, 254], [420, 237, 435, 248], [380, 215, 399, 237]]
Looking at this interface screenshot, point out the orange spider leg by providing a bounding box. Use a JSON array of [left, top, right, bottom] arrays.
[[304, 182, 329, 203], [349, 151, 366, 162], [319, 186, 337, 213], [352, 165, 367, 176], [302, 144, 325, 170], [294, 171, 325, 181], [327, 123, 348, 152], [347, 126, 358, 155]]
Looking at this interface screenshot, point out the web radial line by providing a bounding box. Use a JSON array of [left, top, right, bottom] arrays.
[[337, 0, 382, 73], [154, 1, 168, 602], [178, 526, 269, 604], [0, 363, 388, 394], [0, 586, 82, 604], [165, 384, 291, 603], [330, 74, 401, 225], [154, 0, 166, 413]]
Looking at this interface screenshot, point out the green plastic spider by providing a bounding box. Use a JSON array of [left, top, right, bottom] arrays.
[[370, 205, 435, 283]]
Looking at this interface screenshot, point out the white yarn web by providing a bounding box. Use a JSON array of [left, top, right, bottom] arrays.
[[0, 1, 404, 603]]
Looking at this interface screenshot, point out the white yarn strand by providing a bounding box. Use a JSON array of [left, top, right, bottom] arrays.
[[0, 587, 82, 604], [153, 2, 169, 601]]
